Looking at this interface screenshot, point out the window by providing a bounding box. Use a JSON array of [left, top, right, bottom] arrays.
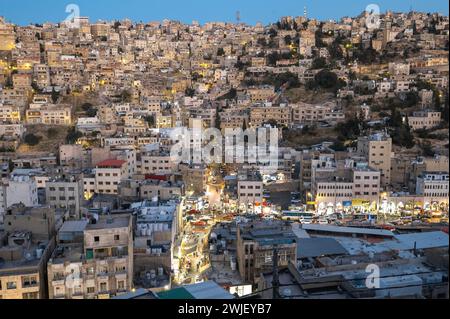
[[94, 236, 100, 242], [22, 276, 37, 287], [87, 287, 95, 294], [22, 292, 39, 299], [7, 282, 17, 290], [117, 281, 125, 291], [99, 282, 107, 292], [114, 235, 120, 241]]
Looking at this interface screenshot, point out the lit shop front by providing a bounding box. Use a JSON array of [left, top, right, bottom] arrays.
[[315, 199, 378, 215]]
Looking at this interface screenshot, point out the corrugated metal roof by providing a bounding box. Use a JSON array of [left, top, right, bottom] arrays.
[[185, 281, 234, 299], [157, 287, 195, 299], [297, 237, 348, 258], [391, 231, 449, 250], [302, 224, 395, 237], [59, 220, 88, 233], [158, 281, 234, 299]]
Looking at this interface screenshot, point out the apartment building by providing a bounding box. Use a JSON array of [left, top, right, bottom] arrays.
[[0, 104, 21, 123], [237, 171, 264, 207], [26, 104, 72, 125], [352, 167, 381, 205], [139, 151, 175, 175], [236, 221, 297, 283], [118, 178, 184, 202], [250, 104, 291, 127], [408, 111, 442, 131], [0, 232, 55, 299], [247, 86, 275, 103], [0, 175, 39, 220], [47, 215, 133, 299], [291, 102, 344, 124], [313, 178, 354, 212], [0, 123, 25, 138], [219, 109, 248, 131], [416, 172, 449, 205], [94, 159, 128, 195], [357, 133, 392, 188], [45, 178, 84, 218]]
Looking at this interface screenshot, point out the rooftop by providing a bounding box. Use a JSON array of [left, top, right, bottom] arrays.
[[157, 281, 234, 299], [297, 237, 348, 259], [302, 224, 395, 238], [85, 215, 130, 230], [96, 159, 126, 168]]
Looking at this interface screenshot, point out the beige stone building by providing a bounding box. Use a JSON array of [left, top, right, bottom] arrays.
[[0, 232, 55, 299], [357, 133, 393, 188], [236, 221, 297, 283], [250, 104, 291, 127], [47, 215, 133, 299], [408, 111, 441, 131], [95, 159, 128, 195]]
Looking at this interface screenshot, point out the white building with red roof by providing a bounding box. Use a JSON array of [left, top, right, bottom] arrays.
[[94, 159, 128, 195]]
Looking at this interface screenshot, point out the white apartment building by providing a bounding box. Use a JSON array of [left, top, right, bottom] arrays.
[[416, 172, 449, 206], [237, 172, 264, 206], [94, 159, 128, 195], [0, 175, 39, 221]]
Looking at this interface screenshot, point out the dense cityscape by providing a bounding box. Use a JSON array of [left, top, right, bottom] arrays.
[[0, 4, 449, 301]]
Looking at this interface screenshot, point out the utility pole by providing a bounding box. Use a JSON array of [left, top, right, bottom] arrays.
[[272, 245, 280, 299]]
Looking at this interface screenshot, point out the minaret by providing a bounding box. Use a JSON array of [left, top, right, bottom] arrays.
[[236, 11, 241, 24], [304, 6, 307, 19]]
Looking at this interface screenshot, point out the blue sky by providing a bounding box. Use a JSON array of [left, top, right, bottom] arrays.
[[0, 0, 448, 25]]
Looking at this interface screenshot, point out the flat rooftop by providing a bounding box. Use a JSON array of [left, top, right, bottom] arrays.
[[85, 216, 130, 230]]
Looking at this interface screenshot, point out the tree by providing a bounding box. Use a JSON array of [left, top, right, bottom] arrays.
[[24, 133, 41, 146], [66, 127, 83, 144], [51, 87, 59, 103], [47, 128, 58, 138], [214, 112, 221, 130], [121, 90, 132, 102], [390, 111, 415, 148], [420, 141, 435, 157], [242, 119, 247, 131], [185, 88, 195, 97], [81, 103, 97, 117], [144, 115, 155, 127], [217, 48, 225, 56], [335, 117, 361, 141], [311, 57, 327, 69], [312, 70, 343, 90]]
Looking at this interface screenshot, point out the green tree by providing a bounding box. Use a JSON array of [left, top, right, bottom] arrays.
[[66, 127, 83, 144], [144, 115, 155, 127], [51, 87, 59, 103], [47, 128, 58, 138], [311, 57, 327, 69], [24, 133, 41, 146]]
